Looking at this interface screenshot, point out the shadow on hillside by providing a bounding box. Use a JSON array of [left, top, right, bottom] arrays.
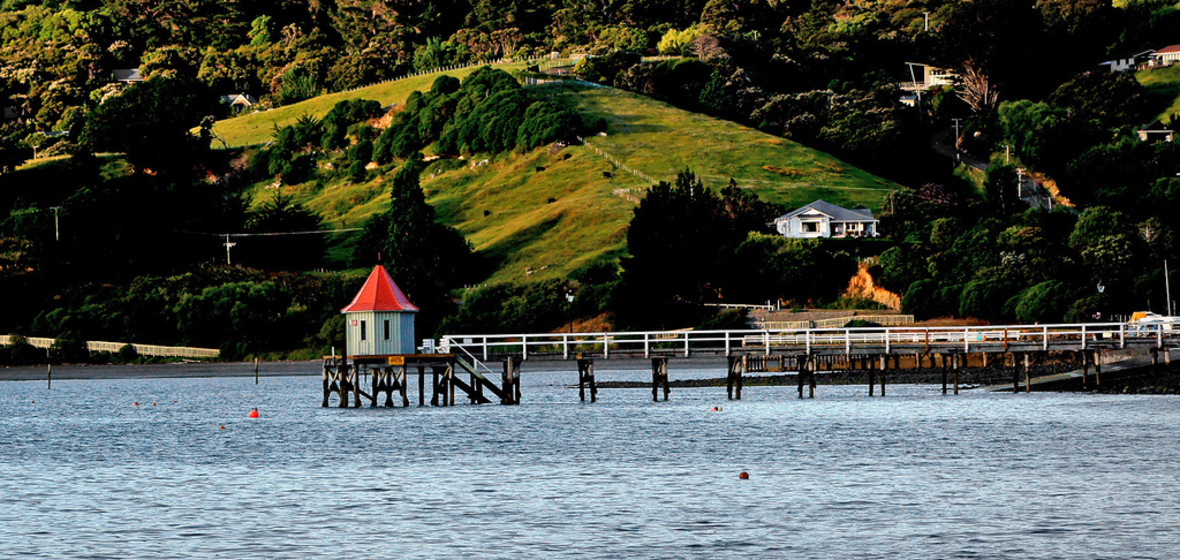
[[477, 214, 563, 276], [606, 113, 668, 135]]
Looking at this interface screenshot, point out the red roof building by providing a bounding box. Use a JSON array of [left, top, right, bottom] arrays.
[[341, 266, 418, 356], [1155, 45, 1180, 65], [341, 265, 419, 313]]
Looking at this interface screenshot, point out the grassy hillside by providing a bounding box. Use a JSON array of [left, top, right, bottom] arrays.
[[211, 62, 527, 148], [1136, 65, 1180, 124], [241, 81, 899, 285]]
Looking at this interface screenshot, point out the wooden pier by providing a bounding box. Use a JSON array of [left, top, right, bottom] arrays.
[[429, 322, 1178, 403], [321, 354, 519, 408]]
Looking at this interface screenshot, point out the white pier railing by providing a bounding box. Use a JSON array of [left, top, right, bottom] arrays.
[[439, 322, 1178, 361]]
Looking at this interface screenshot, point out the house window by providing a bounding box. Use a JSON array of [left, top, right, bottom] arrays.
[[802, 221, 819, 233], [383, 320, 391, 340], [360, 320, 367, 341]]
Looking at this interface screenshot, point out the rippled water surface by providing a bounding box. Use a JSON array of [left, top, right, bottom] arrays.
[[2, 366, 1177, 559]]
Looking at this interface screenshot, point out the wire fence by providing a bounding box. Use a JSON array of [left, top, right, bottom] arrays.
[[576, 135, 660, 197]]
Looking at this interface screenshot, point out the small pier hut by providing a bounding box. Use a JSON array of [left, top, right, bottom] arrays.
[[341, 265, 418, 357], [323, 265, 517, 408]]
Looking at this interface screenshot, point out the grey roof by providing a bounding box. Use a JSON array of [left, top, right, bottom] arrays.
[[113, 68, 142, 82], [776, 200, 876, 222]]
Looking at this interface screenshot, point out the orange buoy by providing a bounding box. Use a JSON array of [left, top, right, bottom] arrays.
[[739, 471, 749, 480], [248, 408, 259, 418], [152, 402, 156, 406], [220, 425, 225, 430], [134, 402, 139, 406], [711, 406, 722, 412]]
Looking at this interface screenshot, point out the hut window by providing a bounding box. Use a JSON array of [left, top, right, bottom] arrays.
[[360, 320, 367, 341], [383, 320, 391, 340]]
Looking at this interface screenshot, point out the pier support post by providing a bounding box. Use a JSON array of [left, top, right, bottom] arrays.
[[322, 361, 332, 407], [868, 356, 877, 396], [1080, 351, 1088, 388], [418, 366, 426, 406], [578, 359, 598, 403], [337, 364, 351, 408], [370, 367, 380, 408], [651, 357, 670, 402], [879, 360, 886, 396], [431, 367, 440, 407], [1024, 353, 1031, 393], [502, 356, 520, 405], [1094, 350, 1102, 386], [953, 353, 960, 395], [941, 353, 949, 395], [399, 365, 409, 407], [1012, 353, 1020, 393]]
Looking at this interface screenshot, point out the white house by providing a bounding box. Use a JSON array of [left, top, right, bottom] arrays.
[[1100, 50, 1155, 72], [1138, 120, 1174, 143], [902, 63, 957, 91], [341, 265, 419, 357], [1153, 45, 1180, 66], [220, 93, 257, 114], [774, 200, 878, 239]]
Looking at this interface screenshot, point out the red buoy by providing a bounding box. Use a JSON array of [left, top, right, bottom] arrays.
[[248, 408, 260, 418], [739, 471, 749, 480]]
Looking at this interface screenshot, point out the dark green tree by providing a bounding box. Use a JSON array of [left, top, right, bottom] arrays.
[[355, 157, 476, 336]]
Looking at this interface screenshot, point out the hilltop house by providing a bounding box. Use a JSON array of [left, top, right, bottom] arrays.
[[220, 93, 257, 114], [1100, 50, 1156, 72], [1138, 120, 1174, 143], [1153, 45, 1180, 66], [774, 200, 878, 239]]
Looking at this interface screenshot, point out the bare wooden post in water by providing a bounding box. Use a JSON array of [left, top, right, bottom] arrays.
[[726, 356, 744, 400], [502, 356, 520, 405], [651, 357, 670, 401], [578, 359, 597, 402]]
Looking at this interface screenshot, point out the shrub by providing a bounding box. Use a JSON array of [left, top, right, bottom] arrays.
[[117, 343, 139, 362]]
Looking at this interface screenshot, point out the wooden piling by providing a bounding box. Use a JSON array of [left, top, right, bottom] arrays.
[[399, 365, 409, 406], [953, 353, 960, 395], [941, 353, 948, 395], [868, 359, 876, 396], [1094, 351, 1102, 386], [322, 361, 331, 407], [502, 356, 520, 405], [418, 365, 426, 406], [1080, 351, 1088, 388], [578, 359, 598, 402], [726, 356, 744, 400], [651, 357, 670, 402], [1012, 353, 1020, 393], [1024, 353, 1031, 394], [879, 362, 886, 396]]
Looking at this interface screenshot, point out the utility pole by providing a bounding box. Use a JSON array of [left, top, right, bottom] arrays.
[[1016, 168, 1024, 199], [951, 118, 963, 164], [924, 11, 929, 32], [224, 234, 236, 265], [1166, 259, 1174, 316], [49, 206, 60, 241]]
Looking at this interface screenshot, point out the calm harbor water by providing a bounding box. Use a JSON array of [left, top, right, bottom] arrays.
[[1, 364, 1177, 559]]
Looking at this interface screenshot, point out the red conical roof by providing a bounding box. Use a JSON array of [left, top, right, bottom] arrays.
[[340, 265, 419, 313]]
